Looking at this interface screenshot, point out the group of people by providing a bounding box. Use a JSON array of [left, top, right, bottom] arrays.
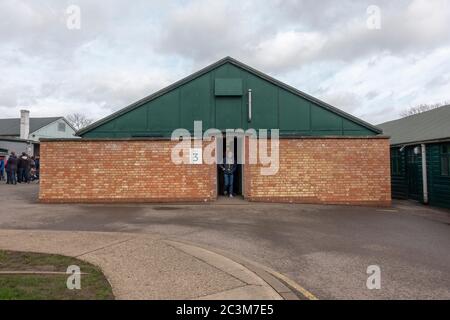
[[0, 152, 40, 185]]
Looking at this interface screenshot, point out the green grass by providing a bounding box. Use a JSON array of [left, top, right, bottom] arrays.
[[0, 250, 114, 300]]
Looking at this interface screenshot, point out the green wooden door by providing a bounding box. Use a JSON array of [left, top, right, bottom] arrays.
[[427, 143, 450, 208], [406, 148, 422, 201]]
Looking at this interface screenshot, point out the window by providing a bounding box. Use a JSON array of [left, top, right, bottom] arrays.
[[391, 148, 402, 175], [441, 144, 450, 176], [58, 122, 66, 132]]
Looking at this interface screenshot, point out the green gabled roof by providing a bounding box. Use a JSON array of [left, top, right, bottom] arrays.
[[378, 105, 450, 146], [77, 56, 381, 136]]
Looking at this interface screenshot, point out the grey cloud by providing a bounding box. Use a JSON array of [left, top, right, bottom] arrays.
[[319, 91, 363, 114], [268, 0, 373, 30], [0, 87, 19, 108], [157, 1, 253, 63], [426, 74, 450, 89], [0, 0, 163, 59], [0, 0, 449, 124], [250, 0, 450, 72], [0, 85, 37, 109], [365, 91, 380, 100], [156, 0, 450, 73]]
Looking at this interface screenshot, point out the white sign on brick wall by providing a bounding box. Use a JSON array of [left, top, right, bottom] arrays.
[[189, 148, 203, 164]]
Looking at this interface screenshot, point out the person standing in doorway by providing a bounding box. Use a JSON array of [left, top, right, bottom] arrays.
[[220, 149, 237, 198]]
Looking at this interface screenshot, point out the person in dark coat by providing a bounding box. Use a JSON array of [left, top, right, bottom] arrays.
[[5, 158, 9, 184], [30, 157, 38, 182], [0, 156, 4, 181], [35, 156, 40, 180], [16, 153, 21, 183], [6, 152, 18, 185], [18, 152, 30, 183], [220, 150, 237, 197]]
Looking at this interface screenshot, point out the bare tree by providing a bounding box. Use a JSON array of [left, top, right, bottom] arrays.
[[66, 113, 94, 131], [400, 101, 449, 117]]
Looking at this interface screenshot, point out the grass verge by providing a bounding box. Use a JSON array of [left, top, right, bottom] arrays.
[[0, 250, 114, 300]]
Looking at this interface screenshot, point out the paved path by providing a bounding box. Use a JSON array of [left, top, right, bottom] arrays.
[[0, 229, 286, 300]]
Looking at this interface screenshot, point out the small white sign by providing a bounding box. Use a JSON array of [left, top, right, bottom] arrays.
[[190, 148, 203, 164]]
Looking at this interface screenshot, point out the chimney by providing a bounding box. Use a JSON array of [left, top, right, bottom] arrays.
[[20, 110, 30, 140]]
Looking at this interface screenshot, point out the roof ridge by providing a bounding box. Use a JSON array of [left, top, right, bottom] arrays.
[[0, 116, 66, 136], [378, 104, 450, 145], [379, 104, 450, 125]]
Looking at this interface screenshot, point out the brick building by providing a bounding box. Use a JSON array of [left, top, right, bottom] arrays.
[[39, 57, 391, 205]]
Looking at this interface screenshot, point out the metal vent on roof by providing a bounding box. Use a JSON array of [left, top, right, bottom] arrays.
[[215, 78, 243, 96]]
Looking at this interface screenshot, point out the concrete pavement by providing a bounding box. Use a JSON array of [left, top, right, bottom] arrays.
[[0, 229, 285, 300]]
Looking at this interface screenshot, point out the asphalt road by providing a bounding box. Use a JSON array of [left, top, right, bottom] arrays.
[[0, 183, 449, 299]]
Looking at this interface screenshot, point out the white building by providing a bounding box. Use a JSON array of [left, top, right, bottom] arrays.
[[0, 110, 77, 156]]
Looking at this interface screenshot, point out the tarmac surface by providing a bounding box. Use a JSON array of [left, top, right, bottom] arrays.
[[0, 183, 449, 299]]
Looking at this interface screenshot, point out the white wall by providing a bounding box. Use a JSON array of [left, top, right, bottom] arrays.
[[29, 119, 77, 141], [0, 140, 34, 156]]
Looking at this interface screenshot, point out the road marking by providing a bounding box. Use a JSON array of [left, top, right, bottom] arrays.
[[264, 269, 319, 300], [166, 239, 318, 300]]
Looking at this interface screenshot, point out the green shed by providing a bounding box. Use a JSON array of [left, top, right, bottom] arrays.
[[379, 105, 450, 209]]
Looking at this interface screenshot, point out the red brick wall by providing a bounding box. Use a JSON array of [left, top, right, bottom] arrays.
[[243, 137, 391, 206], [39, 140, 217, 203], [40, 137, 391, 206]]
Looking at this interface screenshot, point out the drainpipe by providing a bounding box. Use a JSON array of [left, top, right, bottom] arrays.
[[421, 144, 429, 204], [248, 89, 252, 122]]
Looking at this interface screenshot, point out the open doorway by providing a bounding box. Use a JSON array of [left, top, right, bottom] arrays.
[[217, 136, 243, 197]]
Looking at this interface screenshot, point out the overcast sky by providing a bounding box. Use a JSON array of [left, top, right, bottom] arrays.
[[1, 0, 449, 125]]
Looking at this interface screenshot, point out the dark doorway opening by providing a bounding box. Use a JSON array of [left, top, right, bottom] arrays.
[[406, 147, 421, 201], [217, 136, 243, 197]]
